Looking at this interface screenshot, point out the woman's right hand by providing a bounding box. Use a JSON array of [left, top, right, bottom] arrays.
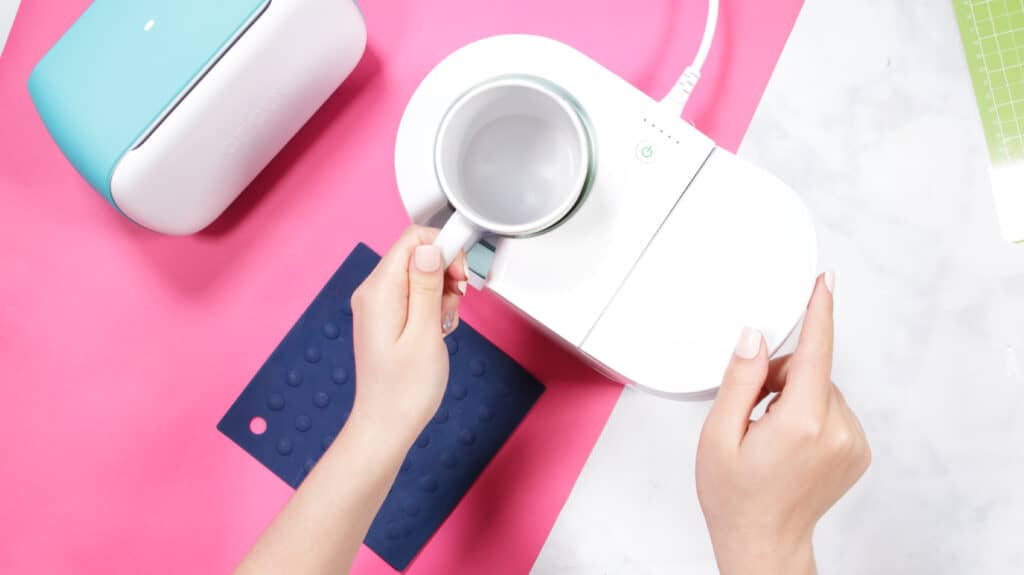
[[695, 273, 871, 575], [349, 226, 467, 443]]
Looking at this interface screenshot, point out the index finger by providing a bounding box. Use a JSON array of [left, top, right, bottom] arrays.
[[774, 272, 834, 418]]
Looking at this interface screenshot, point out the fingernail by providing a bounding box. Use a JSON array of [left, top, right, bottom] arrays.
[[442, 311, 455, 333], [733, 327, 762, 359], [457, 280, 467, 295], [823, 270, 835, 294], [414, 245, 442, 273]]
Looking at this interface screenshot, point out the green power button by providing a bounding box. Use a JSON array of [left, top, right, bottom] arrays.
[[636, 141, 656, 163]]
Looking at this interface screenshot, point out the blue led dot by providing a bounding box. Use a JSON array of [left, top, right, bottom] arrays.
[[420, 475, 438, 493], [331, 367, 348, 384], [313, 391, 330, 408], [322, 322, 340, 339], [477, 404, 493, 422], [304, 346, 321, 363], [469, 358, 486, 376], [276, 438, 293, 455], [267, 393, 285, 411], [450, 383, 467, 400], [458, 429, 476, 446]]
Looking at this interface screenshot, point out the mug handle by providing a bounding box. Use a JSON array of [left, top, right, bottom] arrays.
[[434, 211, 482, 267]]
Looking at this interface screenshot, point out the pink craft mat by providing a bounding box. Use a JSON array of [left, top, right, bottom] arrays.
[[0, 1, 801, 573]]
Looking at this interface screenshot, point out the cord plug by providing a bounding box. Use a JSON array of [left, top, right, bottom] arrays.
[[660, 0, 719, 117], [661, 66, 702, 116]]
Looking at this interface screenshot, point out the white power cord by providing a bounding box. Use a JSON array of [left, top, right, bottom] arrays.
[[660, 0, 719, 116]]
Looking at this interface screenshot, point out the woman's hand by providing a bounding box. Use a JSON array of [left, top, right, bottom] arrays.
[[696, 273, 870, 575], [235, 226, 467, 575], [350, 225, 468, 443]]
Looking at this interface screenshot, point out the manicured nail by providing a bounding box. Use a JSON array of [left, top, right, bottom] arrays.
[[823, 270, 835, 294], [442, 311, 455, 333], [456, 280, 467, 295], [734, 327, 762, 359], [414, 245, 442, 273]]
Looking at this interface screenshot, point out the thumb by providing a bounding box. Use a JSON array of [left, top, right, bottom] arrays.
[[703, 327, 769, 447], [405, 244, 445, 336]]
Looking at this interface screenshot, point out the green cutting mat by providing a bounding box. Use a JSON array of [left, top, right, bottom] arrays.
[[955, 0, 1024, 165]]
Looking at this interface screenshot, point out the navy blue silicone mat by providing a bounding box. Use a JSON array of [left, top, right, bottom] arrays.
[[218, 243, 545, 571]]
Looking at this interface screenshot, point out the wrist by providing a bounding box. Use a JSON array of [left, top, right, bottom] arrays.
[[712, 531, 815, 575], [317, 406, 418, 478], [350, 389, 438, 448], [349, 405, 420, 453]]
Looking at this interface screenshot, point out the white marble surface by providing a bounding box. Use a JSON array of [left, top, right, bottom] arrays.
[[534, 1, 1024, 573], [0, 0, 18, 57]]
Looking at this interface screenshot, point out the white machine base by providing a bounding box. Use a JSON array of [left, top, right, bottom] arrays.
[[396, 35, 817, 399]]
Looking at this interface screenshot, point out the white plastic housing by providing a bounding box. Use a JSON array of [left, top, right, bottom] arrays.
[[112, 0, 367, 235], [580, 148, 817, 398], [396, 35, 817, 398]]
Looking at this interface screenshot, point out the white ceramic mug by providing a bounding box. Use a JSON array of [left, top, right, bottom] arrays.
[[433, 76, 591, 266]]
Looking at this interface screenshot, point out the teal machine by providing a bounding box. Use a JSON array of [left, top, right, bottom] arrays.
[[29, 0, 367, 234]]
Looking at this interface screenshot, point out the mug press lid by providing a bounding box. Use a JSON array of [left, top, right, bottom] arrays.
[[28, 0, 269, 206]]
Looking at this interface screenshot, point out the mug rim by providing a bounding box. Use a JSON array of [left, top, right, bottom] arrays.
[[433, 74, 591, 237]]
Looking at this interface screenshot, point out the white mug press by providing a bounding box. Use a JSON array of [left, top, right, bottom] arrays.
[[396, 32, 818, 399], [432, 76, 592, 265]]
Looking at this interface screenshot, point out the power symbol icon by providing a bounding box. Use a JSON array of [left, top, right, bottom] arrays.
[[635, 142, 656, 163]]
